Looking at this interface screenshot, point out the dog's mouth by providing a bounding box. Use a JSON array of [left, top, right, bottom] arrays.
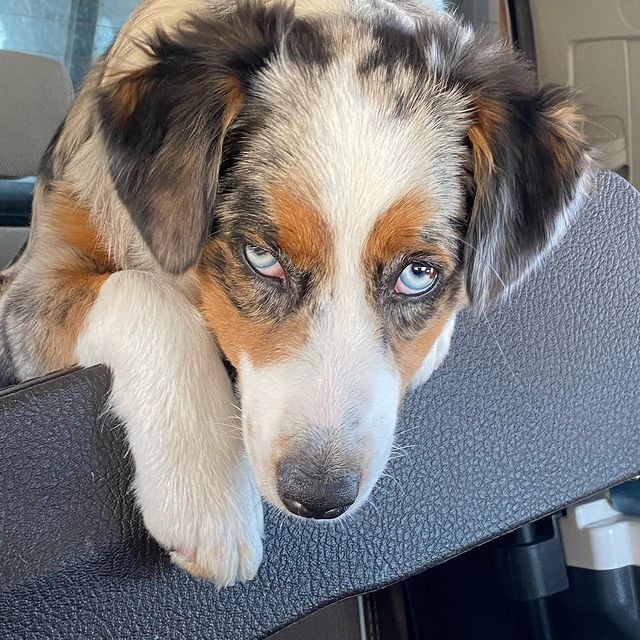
[[221, 355, 238, 386]]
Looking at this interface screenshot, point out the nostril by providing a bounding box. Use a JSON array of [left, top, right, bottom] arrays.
[[316, 505, 348, 520], [276, 460, 359, 520], [281, 497, 312, 519]]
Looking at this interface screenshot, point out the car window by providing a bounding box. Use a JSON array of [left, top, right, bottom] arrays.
[[0, 0, 138, 87]]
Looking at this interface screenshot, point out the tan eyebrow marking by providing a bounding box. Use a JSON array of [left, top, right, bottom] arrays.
[[270, 185, 334, 276]]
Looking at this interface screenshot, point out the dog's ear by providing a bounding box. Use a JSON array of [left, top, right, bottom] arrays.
[[461, 45, 592, 310], [98, 4, 294, 273]]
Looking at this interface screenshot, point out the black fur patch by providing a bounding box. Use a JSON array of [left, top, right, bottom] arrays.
[[37, 120, 65, 189], [285, 18, 335, 70], [358, 21, 426, 77], [98, 2, 297, 274], [99, 1, 336, 273]]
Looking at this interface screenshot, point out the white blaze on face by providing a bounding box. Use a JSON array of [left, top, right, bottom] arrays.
[[235, 64, 427, 511], [232, 54, 467, 514], [238, 292, 402, 511]]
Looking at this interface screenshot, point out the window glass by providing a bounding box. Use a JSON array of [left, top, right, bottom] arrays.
[[0, 0, 138, 87], [1, 0, 501, 88], [446, 0, 502, 37]]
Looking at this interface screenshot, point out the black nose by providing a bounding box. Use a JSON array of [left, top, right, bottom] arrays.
[[276, 461, 360, 519]]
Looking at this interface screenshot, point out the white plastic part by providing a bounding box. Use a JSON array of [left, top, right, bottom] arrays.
[[528, 0, 639, 187], [560, 495, 640, 571]]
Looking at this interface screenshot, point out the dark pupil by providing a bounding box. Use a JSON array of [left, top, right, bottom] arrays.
[[413, 264, 429, 276]]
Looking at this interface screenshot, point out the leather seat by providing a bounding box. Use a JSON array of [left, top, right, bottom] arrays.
[[1, 171, 638, 639]]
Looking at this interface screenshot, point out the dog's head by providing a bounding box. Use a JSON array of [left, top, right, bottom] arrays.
[[99, 2, 591, 519]]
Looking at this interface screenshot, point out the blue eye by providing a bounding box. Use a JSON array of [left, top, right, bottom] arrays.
[[245, 245, 285, 280], [395, 262, 438, 296]]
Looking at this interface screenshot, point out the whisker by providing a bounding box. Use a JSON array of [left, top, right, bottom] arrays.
[[367, 498, 382, 519], [392, 443, 418, 450], [481, 311, 538, 416], [380, 471, 404, 491], [395, 425, 425, 438], [374, 484, 397, 499], [460, 238, 507, 290], [277, 509, 287, 535], [585, 118, 618, 139]]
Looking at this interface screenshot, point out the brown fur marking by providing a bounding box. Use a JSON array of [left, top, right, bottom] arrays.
[[545, 100, 585, 128], [364, 191, 458, 271], [196, 186, 331, 368], [271, 186, 334, 274], [220, 75, 246, 128], [365, 192, 432, 263], [363, 193, 462, 386], [26, 186, 114, 369], [106, 68, 154, 128], [198, 275, 310, 368], [47, 187, 114, 269], [542, 100, 589, 171], [44, 270, 110, 368], [469, 96, 506, 178], [393, 312, 453, 385]]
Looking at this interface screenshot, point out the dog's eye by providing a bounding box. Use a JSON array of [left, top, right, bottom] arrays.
[[395, 262, 438, 296], [245, 245, 285, 280]]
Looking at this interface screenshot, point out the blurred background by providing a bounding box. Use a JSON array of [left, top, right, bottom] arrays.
[[2, 0, 636, 259], [0, 1, 500, 87], [0, 0, 133, 87]]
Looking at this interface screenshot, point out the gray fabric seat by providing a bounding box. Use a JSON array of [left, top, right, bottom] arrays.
[[0, 49, 73, 180], [0, 50, 73, 266]]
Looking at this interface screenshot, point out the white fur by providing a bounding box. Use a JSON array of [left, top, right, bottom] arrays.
[[408, 313, 457, 391], [76, 271, 263, 586], [281, 60, 467, 241], [239, 296, 402, 513]]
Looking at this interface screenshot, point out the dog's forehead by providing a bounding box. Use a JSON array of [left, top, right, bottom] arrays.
[[239, 23, 470, 246], [203, 15, 470, 377]]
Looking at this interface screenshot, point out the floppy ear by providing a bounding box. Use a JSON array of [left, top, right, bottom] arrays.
[[98, 4, 294, 273], [463, 51, 592, 310]]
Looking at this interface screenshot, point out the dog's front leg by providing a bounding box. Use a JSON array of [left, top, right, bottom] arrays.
[[76, 271, 263, 585]]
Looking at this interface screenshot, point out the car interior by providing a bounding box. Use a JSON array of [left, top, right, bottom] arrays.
[[1, 1, 639, 639]]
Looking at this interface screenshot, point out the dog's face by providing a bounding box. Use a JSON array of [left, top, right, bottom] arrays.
[[99, 3, 591, 519], [197, 53, 469, 516]]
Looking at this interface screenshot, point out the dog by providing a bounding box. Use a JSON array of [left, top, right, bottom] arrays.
[[0, 0, 591, 586]]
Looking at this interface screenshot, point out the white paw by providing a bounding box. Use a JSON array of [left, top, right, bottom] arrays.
[[139, 467, 264, 587]]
